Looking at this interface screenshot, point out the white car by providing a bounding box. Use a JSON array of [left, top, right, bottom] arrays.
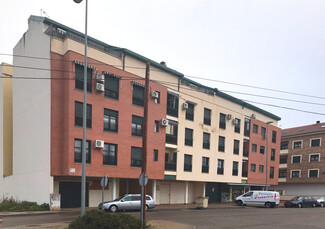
[[98, 194, 155, 212], [235, 191, 280, 208], [317, 196, 325, 207]]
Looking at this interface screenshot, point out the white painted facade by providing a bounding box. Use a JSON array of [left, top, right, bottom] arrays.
[[0, 18, 52, 204], [271, 183, 325, 197]]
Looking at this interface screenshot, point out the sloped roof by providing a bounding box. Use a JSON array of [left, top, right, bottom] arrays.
[[282, 122, 325, 137]]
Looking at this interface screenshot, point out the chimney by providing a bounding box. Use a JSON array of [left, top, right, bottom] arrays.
[[316, 121, 320, 124], [160, 61, 166, 66]]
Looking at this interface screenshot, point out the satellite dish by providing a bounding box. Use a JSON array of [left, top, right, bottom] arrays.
[[73, 0, 83, 3]]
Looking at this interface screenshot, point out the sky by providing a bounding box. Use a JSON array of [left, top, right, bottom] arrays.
[[1, 0, 325, 129]]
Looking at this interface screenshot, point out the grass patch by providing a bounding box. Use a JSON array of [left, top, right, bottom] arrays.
[[0, 197, 50, 212]]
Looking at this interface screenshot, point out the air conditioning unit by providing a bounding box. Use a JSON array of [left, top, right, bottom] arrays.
[[94, 140, 104, 149], [96, 74, 105, 82], [232, 119, 239, 125], [226, 114, 232, 120], [251, 113, 256, 119], [182, 102, 189, 110], [96, 83, 104, 92], [160, 118, 169, 127], [151, 91, 159, 99]]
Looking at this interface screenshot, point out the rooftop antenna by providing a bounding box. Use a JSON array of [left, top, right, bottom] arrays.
[[40, 9, 49, 18]]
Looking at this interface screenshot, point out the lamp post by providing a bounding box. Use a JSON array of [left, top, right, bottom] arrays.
[[73, 0, 88, 216], [265, 121, 273, 191]]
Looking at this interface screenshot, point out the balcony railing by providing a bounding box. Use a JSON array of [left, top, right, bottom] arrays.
[[184, 164, 192, 172], [242, 171, 248, 177], [166, 134, 177, 145], [185, 139, 193, 146], [202, 166, 209, 173], [167, 107, 178, 117], [165, 162, 176, 171]]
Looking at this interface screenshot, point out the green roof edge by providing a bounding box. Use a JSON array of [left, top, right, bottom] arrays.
[[29, 15, 280, 121]]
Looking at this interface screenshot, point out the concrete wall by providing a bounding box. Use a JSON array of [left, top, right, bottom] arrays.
[[0, 18, 52, 204]]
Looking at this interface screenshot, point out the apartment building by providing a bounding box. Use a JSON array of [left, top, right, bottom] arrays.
[[0, 16, 281, 208], [273, 121, 325, 197]]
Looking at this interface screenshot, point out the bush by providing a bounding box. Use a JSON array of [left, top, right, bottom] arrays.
[[69, 209, 143, 229], [0, 197, 50, 212]]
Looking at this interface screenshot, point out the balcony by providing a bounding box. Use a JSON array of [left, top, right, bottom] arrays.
[[166, 134, 177, 145], [165, 162, 176, 171], [279, 164, 287, 169], [242, 171, 248, 177], [280, 149, 289, 155], [167, 107, 178, 117]]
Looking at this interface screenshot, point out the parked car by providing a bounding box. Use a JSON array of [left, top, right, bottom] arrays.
[[317, 196, 325, 207], [284, 196, 321, 208], [98, 194, 155, 213], [235, 191, 280, 208]]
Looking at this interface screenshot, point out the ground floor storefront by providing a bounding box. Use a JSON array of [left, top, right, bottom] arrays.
[[270, 183, 325, 200]]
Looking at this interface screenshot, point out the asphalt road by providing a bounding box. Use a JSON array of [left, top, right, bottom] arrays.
[[2, 206, 325, 229]]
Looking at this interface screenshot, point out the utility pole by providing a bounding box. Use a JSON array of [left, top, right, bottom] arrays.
[[141, 60, 150, 226]]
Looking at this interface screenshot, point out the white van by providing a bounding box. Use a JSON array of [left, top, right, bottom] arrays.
[[235, 191, 280, 208]]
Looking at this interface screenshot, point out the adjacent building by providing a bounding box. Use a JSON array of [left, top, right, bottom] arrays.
[[273, 121, 325, 197], [0, 16, 281, 208]]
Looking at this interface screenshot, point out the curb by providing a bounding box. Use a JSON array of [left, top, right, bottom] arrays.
[[0, 211, 63, 217]]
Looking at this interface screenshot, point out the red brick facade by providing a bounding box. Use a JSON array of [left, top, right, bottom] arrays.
[[247, 119, 281, 185], [50, 51, 167, 180]]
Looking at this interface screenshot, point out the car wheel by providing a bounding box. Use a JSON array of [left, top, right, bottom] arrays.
[[237, 200, 243, 206], [312, 203, 316, 208], [321, 202, 324, 207], [109, 205, 118, 213], [265, 202, 272, 208], [145, 204, 149, 211], [298, 203, 302, 208]]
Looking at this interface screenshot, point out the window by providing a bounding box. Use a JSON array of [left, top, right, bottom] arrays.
[[251, 163, 256, 172], [104, 74, 119, 99], [261, 127, 266, 138], [166, 122, 178, 145], [153, 149, 158, 162], [132, 84, 145, 107], [292, 155, 301, 163], [270, 167, 274, 179], [104, 108, 118, 132], [280, 156, 287, 164], [165, 152, 177, 171], [271, 149, 275, 161], [185, 128, 193, 146], [218, 136, 225, 152], [293, 140, 302, 149], [291, 170, 300, 178], [202, 157, 209, 173], [244, 118, 250, 137], [75, 64, 92, 93], [232, 161, 239, 176], [219, 113, 226, 129], [260, 146, 265, 154], [309, 154, 320, 162], [311, 138, 321, 147], [75, 101, 92, 128], [184, 154, 192, 172], [252, 144, 257, 153], [243, 139, 249, 157], [103, 143, 117, 166], [253, 124, 258, 133], [279, 170, 287, 178], [154, 120, 159, 132], [131, 147, 142, 167], [185, 103, 194, 121], [167, 92, 179, 117], [281, 142, 288, 150], [308, 169, 319, 178], [234, 118, 241, 133], [203, 132, 210, 149], [74, 139, 91, 163], [259, 165, 264, 173], [154, 91, 160, 104], [132, 115, 143, 136], [204, 108, 211, 125], [272, 131, 277, 143], [233, 140, 240, 155], [217, 159, 224, 175]]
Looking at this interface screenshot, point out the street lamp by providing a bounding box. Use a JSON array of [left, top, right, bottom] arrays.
[[265, 121, 273, 191], [73, 0, 88, 216]]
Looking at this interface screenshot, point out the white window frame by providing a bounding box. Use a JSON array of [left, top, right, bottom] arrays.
[[310, 138, 321, 147], [290, 170, 301, 178], [292, 140, 303, 149], [308, 169, 319, 178], [291, 155, 302, 163], [309, 153, 320, 162]]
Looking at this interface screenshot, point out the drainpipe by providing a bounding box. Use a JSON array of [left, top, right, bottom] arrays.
[[122, 52, 126, 71], [178, 77, 181, 92]]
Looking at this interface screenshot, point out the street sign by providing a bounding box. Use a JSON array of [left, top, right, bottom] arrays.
[[101, 176, 108, 188], [139, 172, 148, 187]]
